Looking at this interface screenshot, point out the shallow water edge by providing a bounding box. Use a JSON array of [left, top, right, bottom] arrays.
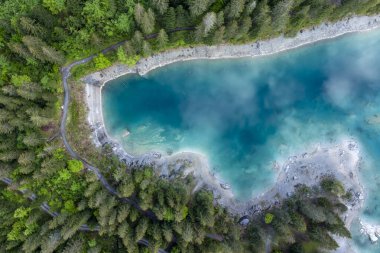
[[81, 15, 380, 252]]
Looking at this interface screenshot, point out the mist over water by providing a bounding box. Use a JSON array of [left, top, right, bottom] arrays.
[[103, 29, 380, 251]]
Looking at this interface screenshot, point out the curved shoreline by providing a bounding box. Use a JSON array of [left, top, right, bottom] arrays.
[[82, 15, 380, 250], [83, 13, 380, 207], [84, 14, 380, 160]]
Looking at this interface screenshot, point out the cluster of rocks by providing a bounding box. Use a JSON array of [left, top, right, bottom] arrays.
[[360, 220, 380, 243]]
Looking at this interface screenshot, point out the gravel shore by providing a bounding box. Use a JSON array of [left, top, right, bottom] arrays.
[[82, 15, 380, 251]]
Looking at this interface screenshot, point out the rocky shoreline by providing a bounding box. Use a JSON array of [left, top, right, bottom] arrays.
[[82, 15, 380, 251]]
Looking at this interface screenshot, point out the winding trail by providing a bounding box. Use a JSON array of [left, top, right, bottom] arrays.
[[1, 28, 195, 253], [1, 26, 226, 253]]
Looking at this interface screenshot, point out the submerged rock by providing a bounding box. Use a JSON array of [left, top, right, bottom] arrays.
[[360, 220, 380, 243], [220, 183, 231, 190]]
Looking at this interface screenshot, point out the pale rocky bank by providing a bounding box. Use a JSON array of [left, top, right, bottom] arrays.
[[82, 14, 380, 251]]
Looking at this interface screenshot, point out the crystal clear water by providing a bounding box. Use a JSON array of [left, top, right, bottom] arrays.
[[103, 29, 380, 251]]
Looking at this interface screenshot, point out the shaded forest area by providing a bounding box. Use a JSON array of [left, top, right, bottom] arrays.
[[1, 0, 379, 252]]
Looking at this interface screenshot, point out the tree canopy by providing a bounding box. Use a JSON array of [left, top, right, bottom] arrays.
[[0, 0, 379, 252]]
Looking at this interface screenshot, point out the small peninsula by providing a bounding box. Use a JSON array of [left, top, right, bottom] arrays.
[[1, 1, 380, 253]]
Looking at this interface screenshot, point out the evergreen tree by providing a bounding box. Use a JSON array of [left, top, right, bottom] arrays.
[[135, 218, 148, 242], [131, 31, 144, 54], [141, 9, 156, 34], [253, 0, 272, 38], [238, 17, 252, 39], [175, 5, 190, 27], [163, 7, 176, 30], [212, 26, 225, 44], [157, 29, 169, 48], [203, 12, 217, 35], [272, 0, 294, 33], [153, 0, 169, 14], [142, 41, 152, 56], [227, 0, 245, 19], [187, 0, 213, 17], [225, 20, 239, 40]]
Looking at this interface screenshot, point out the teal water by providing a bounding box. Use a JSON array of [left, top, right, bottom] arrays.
[[103, 29, 380, 251]]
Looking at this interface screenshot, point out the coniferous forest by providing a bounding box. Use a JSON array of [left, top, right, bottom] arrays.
[[0, 0, 379, 252]]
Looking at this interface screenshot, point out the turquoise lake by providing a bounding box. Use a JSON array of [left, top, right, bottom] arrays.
[[103, 29, 380, 251]]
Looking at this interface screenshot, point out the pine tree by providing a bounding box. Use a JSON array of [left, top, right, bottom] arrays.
[[203, 12, 217, 35], [245, 0, 257, 15], [61, 238, 84, 253], [131, 31, 144, 54], [227, 0, 245, 19], [117, 222, 130, 238], [157, 29, 169, 48], [41, 46, 65, 65], [40, 230, 62, 253], [253, 0, 272, 38], [163, 7, 176, 30], [23, 133, 43, 147], [22, 36, 45, 61], [162, 225, 173, 242], [135, 5, 155, 34], [142, 9, 156, 34], [117, 205, 130, 223], [61, 212, 91, 240], [272, 0, 294, 33], [18, 151, 35, 166], [8, 42, 32, 60], [182, 222, 194, 243], [96, 190, 110, 208], [216, 11, 225, 28], [225, 20, 239, 40], [17, 83, 42, 101], [175, 5, 190, 27], [135, 218, 149, 242], [119, 178, 135, 197], [238, 17, 252, 39], [153, 0, 169, 14], [19, 17, 45, 37], [212, 26, 225, 44], [0, 123, 14, 134], [142, 41, 152, 56], [134, 3, 145, 25], [187, 0, 212, 17], [22, 231, 41, 253], [30, 113, 51, 127]]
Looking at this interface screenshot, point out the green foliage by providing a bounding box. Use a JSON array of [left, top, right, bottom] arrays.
[[88, 239, 97, 247], [13, 207, 31, 219], [116, 46, 127, 64], [321, 177, 345, 196], [93, 53, 112, 70], [43, 0, 66, 14], [264, 212, 274, 224], [246, 184, 351, 252], [0, 0, 376, 251], [54, 148, 66, 160], [64, 200, 76, 213], [67, 159, 84, 173], [11, 75, 31, 87], [157, 29, 169, 49]]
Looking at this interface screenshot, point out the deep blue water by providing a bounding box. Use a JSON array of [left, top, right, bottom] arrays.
[[103, 29, 380, 251]]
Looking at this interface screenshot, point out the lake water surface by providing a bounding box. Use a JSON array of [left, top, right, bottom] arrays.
[[103, 29, 380, 251]]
